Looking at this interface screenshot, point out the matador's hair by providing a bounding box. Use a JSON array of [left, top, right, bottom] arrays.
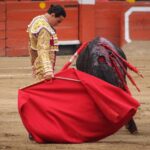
[[47, 4, 66, 18]]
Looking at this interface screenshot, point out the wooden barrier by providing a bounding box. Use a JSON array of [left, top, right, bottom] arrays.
[[0, 0, 150, 56], [95, 1, 124, 46], [0, 2, 6, 56], [6, 1, 46, 56], [79, 4, 95, 42], [5, 0, 79, 56], [120, 2, 150, 46], [79, 1, 150, 47]]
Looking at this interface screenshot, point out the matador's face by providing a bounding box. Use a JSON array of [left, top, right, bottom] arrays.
[[49, 13, 65, 27]]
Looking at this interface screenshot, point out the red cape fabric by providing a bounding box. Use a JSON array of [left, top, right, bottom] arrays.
[[18, 68, 140, 143]]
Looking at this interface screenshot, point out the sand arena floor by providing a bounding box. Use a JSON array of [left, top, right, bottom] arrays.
[[0, 41, 150, 150]]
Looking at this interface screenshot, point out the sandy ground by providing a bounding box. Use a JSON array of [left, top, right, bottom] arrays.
[[0, 41, 150, 150]]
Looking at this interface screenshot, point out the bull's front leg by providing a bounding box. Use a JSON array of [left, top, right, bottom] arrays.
[[125, 118, 138, 134]]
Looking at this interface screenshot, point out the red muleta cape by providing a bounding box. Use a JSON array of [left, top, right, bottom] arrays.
[[18, 68, 140, 143]]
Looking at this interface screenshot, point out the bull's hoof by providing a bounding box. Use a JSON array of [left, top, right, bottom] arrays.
[[126, 119, 138, 134]]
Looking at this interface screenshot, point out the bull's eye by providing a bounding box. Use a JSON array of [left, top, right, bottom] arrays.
[[98, 56, 106, 63]]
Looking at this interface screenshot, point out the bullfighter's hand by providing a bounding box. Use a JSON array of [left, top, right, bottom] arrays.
[[43, 71, 54, 80]]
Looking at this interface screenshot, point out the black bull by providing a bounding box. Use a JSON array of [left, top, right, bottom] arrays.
[[76, 37, 138, 134]]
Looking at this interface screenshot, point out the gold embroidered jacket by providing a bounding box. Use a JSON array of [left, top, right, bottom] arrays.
[[27, 15, 59, 80]]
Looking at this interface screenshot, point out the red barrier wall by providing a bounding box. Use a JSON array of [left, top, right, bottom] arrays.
[[95, 2, 124, 45], [79, 1, 150, 47], [130, 12, 150, 40], [120, 2, 150, 46], [0, 1, 150, 56], [4, 0, 79, 56], [0, 2, 6, 56], [79, 4, 95, 42]]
